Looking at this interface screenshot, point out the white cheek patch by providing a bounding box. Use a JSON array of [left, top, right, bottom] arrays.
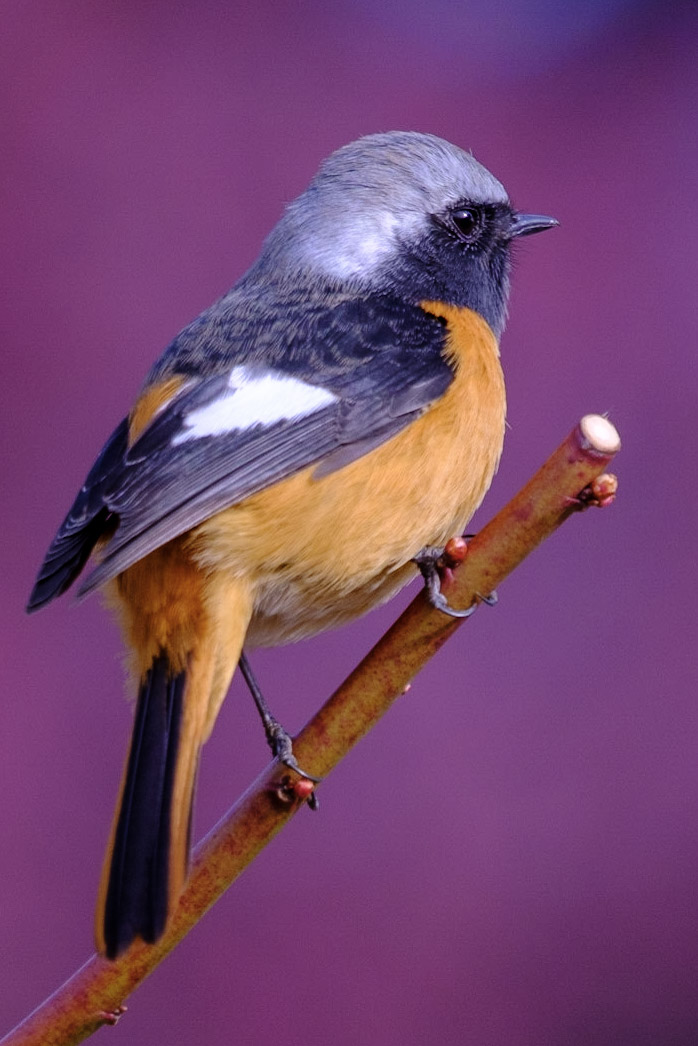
[[172, 365, 337, 444], [305, 208, 421, 281]]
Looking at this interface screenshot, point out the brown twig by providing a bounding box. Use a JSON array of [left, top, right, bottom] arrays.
[[2, 414, 620, 1046]]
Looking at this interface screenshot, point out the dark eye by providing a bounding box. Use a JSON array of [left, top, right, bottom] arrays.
[[451, 207, 480, 241]]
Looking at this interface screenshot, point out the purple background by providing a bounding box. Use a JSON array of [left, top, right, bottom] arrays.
[[2, 1, 696, 1043]]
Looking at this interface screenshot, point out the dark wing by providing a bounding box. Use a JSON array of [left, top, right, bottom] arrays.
[[28, 296, 451, 610], [27, 419, 129, 610]]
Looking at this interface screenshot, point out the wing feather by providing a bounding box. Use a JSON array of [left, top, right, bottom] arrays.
[[28, 294, 452, 608]]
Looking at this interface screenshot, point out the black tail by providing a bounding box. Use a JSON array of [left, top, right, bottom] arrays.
[[99, 653, 188, 959]]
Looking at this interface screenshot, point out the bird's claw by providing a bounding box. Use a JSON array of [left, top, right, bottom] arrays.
[[425, 577, 478, 618], [414, 543, 497, 619], [265, 718, 321, 810], [265, 719, 321, 784], [478, 589, 498, 607]]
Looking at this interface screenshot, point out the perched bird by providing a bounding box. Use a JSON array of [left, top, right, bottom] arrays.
[[27, 131, 557, 958]]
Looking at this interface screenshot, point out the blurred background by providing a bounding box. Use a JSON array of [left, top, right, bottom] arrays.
[[2, 1, 696, 1043]]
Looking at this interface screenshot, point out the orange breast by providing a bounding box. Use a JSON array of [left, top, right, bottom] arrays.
[[191, 304, 506, 646]]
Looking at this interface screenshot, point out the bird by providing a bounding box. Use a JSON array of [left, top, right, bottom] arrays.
[[27, 131, 557, 959]]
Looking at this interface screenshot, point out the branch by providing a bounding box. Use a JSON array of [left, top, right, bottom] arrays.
[[2, 414, 621, 1046]]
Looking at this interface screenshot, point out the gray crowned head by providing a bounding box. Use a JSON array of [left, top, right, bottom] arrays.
[[256, 131, 557, 337]]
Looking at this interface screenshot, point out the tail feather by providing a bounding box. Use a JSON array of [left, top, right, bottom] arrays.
[[97, 653, 194, 959]]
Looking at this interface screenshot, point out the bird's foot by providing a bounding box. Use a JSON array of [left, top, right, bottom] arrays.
[[414, 538, 497, 619]]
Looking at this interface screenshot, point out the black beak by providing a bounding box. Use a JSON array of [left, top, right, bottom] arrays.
[[510, 213, 559, 238]]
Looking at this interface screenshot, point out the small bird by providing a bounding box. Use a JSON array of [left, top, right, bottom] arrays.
[[27, 131, 557, 958]]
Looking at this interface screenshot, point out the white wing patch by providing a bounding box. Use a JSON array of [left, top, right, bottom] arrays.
[[172, 365, 337, 444]]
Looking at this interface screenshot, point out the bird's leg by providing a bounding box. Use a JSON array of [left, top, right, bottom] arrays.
[[238, 652, 320, 809], [414, 537, 498, 618]]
